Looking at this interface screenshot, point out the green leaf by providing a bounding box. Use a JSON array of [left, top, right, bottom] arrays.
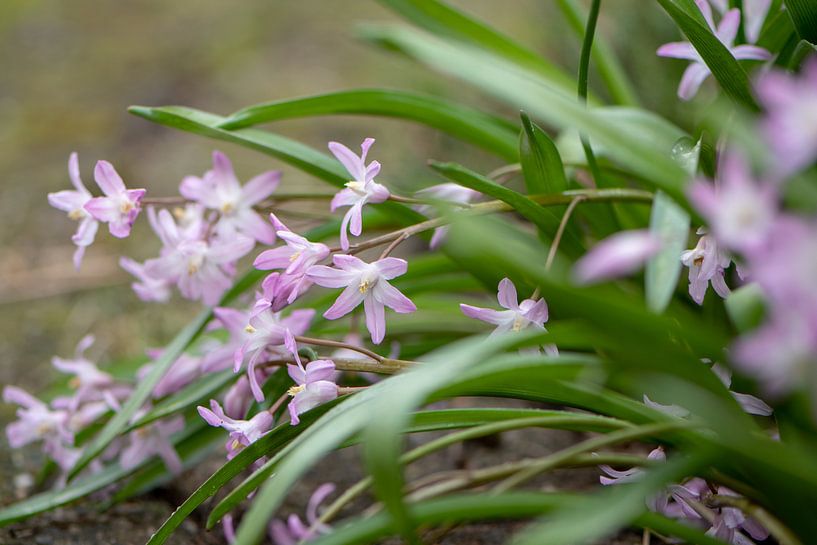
[[519, 112, 568, 195], [655, 0, 759, 109], [784, 0, 817, 44], [725, 282, 767, 333], [219, 89, 518, 161], [375, 0, 577, 98], [645, 190, 689, 313], [359, 25, 690, 202], [127, 370, 235, 432], [553, 0, 640, 106]]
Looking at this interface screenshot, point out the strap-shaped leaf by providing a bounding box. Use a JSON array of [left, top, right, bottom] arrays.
[[645, 190, 690, 313], [655, 0, 759, 109], [519, 112, 568, 195], [219, 89, 518, 161], [376, 0, 577, 97], [784, 0, 817, 44]]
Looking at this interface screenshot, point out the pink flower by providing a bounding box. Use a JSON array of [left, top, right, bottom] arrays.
[[120, 415, 184, 474], [269, 483, 335, 545], [707, 0, 772, 43], [83, 160, 146, 238], [47, 153, 99, 269], [461, 278, 550, 336], [119, 256, 173, 303], [198, 399, 273, 459], [681, 229, 732, 304], [143, 208, 255, 305], [235, 308, 316, 401], [180, 151, 280, 244], [286, 360, 338, 426], [140, 351, 203, 398], [414, 183, 479, 249], [253, 213, 330, 309], [657, 0, 771, 100], [688, 152, 777, 253], [756, 58, 817, 177], [307, 255, 416, 344], [50, 335, 127, 411], [3, 386, 72, 449], [573, 230, 662, 284], [328, 138, 390, 250], [200, 306, 255, 373]]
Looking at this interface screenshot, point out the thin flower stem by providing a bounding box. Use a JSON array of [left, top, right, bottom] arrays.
[[388, 194, 425, 205], [266, 392, 289, 416], [262, 356, 416, 375], [330, 188, 652, 255], [337, 386, 369, 395], [293, 336, 384, 362], [577, 0, 605, 187], [378, 232, 410, 260], [141, 192, 338, 207], [545, 195, 586, 271], [487, 163, 523, 184], [706, 494, 802, 545]]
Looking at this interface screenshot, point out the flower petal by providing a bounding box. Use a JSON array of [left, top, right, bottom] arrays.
[[324, 284, 365, 319], [363, 296, 386, 344]]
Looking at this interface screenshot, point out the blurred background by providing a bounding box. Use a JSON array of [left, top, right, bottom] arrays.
[[0, 0, 684, 404]]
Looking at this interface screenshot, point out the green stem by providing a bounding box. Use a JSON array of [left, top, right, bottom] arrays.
[[577, 0, 605, 188]]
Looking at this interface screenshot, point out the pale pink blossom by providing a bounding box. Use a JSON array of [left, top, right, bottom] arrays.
[[286, 360, 338, 426], [460, 278, 550, 336], [307, 255, 416, 344], [198, 399, 274, 459], [269, 483, 335, 545], [120, 415, 184, 474], [414, 183, 479, 249], [574, 230, 661, 284], [84, 160, 146, 238], [47, 153, 99, 269], [681, 229, 732, 304], [180, 150, 280, 244], [328, 138, 389, 250]]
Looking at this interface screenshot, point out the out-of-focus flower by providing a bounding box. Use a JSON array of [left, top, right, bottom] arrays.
[[573, 230, 661, 284], [681, 229, 732, 304], [706, 487, 770, 544], [307, 255, 416, 344], [269, 483, 335, 545], [3, 386, 72, 448], [708, 0, 772, 43], [253, 213, 330, 309], [286, 360, 338, 426], [235, 308, 315, 401], [119, 415, 184, 474], [47, 153, 99, 269], [414, 183, 479, 249], [198, 399, 273, 459], [180, 151, 280, 244], [51, 335, 127, 410], [84, 160, 146, 238], [756, 58, 817, 177], [143, 208, 254, 305], [688, 152, 776, 253], [328, 138, 389, 251], [461, 278, 550, 337], [140, 351, 203, 398], [657, 0, 771, 100], [223, 375, 254, 419], [201, 306, 255, 373], [119, 257, 173, 302], [711, 363, 773, 416]]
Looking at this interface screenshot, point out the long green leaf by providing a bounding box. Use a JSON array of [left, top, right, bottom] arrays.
[[307, 491, 726, 545], [219, 89, 518, 161], [375, 0, 577, 97], [784, 0, 817, 43], [655, 0, 759, 109], [359, 25, 690, 202], [645, 191, 690, 313], [519, 112, 568, 195]]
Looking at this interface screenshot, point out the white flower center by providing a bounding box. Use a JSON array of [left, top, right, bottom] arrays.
[[345, 181, 367, 195]]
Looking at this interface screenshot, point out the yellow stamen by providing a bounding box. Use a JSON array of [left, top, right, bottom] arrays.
[[512, 316, 525, 332], [287, 384, 305, 396], [289, 251, 302, 263], [221, 202, 235, 214], [244, 325, 257, 334], [230, 439, 242, 451], [68, 209, 85, 220], [345, 181, 366, 195], [120, 201, 133, 214], [172, 207, 186, 219], [358, 280, 372, 294]]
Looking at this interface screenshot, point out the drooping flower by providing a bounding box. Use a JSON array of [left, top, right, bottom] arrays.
[[307, 255, 416, 344], [84, 160, 146, 238], [705, 487, 770, 544], [47, 153, 99, 269], [680, 229, 732, 304], [253, 213, 330, 309], [180, 150, 280, 244], [460, 278, 550, 337], [269, 483, 335, 545], [197, 399, 273, 459], [119, 415, 184, 474], [286, 360, 338, 426], [235, 307, 316, 401], [573, 230, 662, 284], [143, 208, 254, 305], [328, 138, 390, 251], [756, 58, 817, 177], [707, 0, 772, 43], [657, 1, 771, 100], [688, 152, 777, 253], [414, 183, 479, 249]]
